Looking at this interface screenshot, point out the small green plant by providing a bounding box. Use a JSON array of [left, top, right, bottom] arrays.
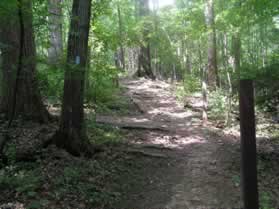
[[86, 64, 119, 105], [175, 84, 186, 102], [63, 166, 81, 185], [37, 63, 65, 101], [260, 191, 274, 209], [183, 74, 201, 94], [87, 116, 124, 145], [5, 143, 17, 164], [0, 166, 42, 195], [175, 74, 200, 103], [208, 89, 227, 120]]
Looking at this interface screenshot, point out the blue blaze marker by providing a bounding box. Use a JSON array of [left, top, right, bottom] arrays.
[[75, 56, 80, 65]]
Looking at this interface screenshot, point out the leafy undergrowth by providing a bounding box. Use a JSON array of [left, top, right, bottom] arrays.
[[258, 152, 279, 209], [0, 124, 168, 209], [0, 87, 163, 209], [0, 80, 141, 209], [87, 117, 126, 145], [227, 145, 279, 209], [95, 87, 141, 117], [175, 83, 279, 208]]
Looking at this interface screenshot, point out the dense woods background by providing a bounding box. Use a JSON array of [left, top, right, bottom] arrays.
[[0, 0, 278, 208]]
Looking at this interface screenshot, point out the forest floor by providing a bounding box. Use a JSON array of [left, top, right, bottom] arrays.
[[96, 78, 279, 209], [97, 78, 244, 208], [101, 78, 242, 208], [1, 78, 279, 209]]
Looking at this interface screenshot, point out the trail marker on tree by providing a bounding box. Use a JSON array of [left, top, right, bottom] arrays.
[[239, 80, 259, 209]]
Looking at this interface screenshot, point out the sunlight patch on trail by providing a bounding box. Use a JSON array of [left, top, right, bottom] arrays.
[[132, 132, 207, 149]]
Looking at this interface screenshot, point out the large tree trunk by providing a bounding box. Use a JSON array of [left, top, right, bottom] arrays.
[[54, 0, 92, 156], [137, 0, 155, 80], [0, 18, 18, 114], [48, 0, 63, 64], [0, 0, 50, 122], [126, 47, 140, 77], [204, 0, 218, 89]]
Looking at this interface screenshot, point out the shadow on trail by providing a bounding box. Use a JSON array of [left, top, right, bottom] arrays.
[[97, 78, 242, 208]]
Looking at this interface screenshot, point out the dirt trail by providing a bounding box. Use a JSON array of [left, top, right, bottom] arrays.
[[97, 78, 242, 209]]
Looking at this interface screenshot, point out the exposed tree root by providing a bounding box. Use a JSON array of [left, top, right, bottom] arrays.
[[125, 148, 168, 158], [96, 116, 169, 132]]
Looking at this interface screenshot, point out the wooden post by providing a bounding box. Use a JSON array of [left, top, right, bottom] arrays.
[[239, 80, 259, 209]]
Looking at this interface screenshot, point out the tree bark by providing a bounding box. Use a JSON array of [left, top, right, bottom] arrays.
[[239, 80, 259, 209], [48, 0, 63, 64], [117, 4, 125, 70], [0, 0, 50, 122], [204, 0, 218, 89], [222, 33, 233, 126], [137, 0, 155, 80], [54, 0, 92, 156], [202, 67, 208, 126], [232, 32, 241, 80], [0, 17, 18, 114], [126, 47, 140, 77]]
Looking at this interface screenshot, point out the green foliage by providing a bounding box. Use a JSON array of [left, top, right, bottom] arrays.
[[4, 143, 17, 164], [87, 64, 119, 105], [183, 74, 201, 94], [0, 164, 42, 195], [175, 84, 187, 103], [37, 63, 65, 102], [175, 74, 200, 102], [52, 161, 121, 207], [87, 114, 124, 145], [208, 89, 227, 120], [90, 124, 124, 145], [260, 191, 274, 209], [254, 64, 279, 112], [27, 199, 50, 209], [0, 0, 17, 20]]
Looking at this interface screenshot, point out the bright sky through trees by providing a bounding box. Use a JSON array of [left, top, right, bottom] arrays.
[[149, 0, 174, 10]]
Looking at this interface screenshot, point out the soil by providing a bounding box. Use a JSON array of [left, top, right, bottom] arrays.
[[99, 78, 243, 209], [99, 78, 279, 209], [1, 78, 279, 209]]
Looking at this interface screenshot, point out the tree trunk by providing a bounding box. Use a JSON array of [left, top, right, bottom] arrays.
[[48, 0, 63, 64], [171, 63, 177, 83], [0, 0, 50, 122], [204, 0, 218, 89], [137, 0, 155, 80], [222, 33, 233, 126], [117, 4, 125, 70], [197, 39, 208, 125], [186, 47, 192, 74], [0, 17, 18, 114], [126, 47, 140, 77], [202, 67, 208, 126], [232, 32, 241, 80], [54, 0, 92, 156]]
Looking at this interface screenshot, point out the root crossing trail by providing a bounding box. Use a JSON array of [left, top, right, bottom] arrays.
[[97, 78, 242, 209]]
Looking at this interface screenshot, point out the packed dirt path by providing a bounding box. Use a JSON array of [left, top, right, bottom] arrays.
[[97, 78, 242, 209]]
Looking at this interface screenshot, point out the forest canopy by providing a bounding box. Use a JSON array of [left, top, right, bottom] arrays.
[[0, 0, 279, 208]]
